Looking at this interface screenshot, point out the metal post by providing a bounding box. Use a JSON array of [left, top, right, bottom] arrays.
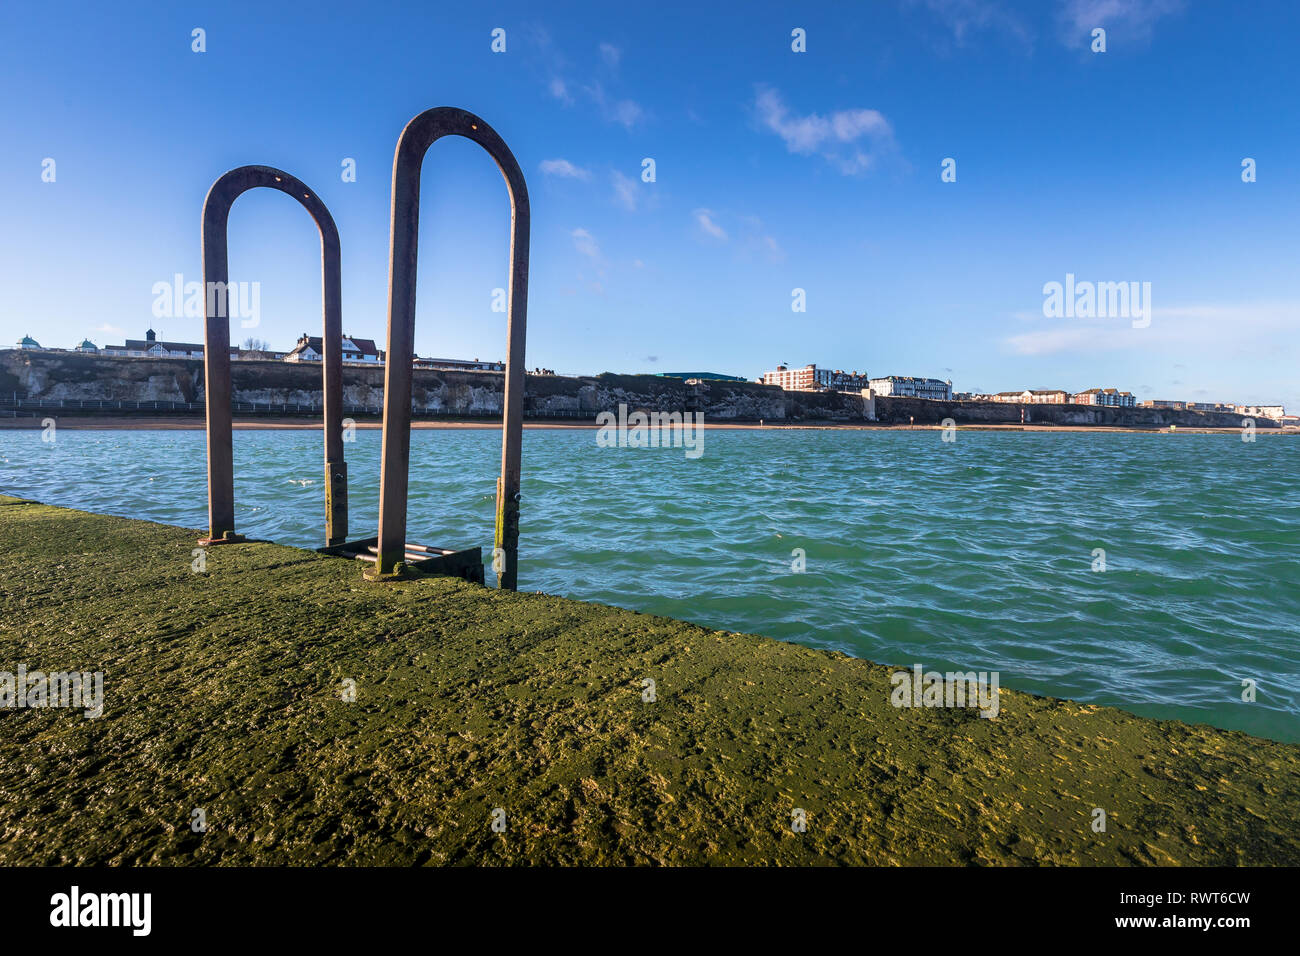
[[373, 108, 529, 588], [200, 165, 346, 546]]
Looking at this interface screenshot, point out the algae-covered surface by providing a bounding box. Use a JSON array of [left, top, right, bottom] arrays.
[[1, 494, 1297, 865]]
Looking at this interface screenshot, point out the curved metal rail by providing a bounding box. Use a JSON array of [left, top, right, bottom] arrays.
[[373, 107, 530, 589], [200, 165, 347, 547]]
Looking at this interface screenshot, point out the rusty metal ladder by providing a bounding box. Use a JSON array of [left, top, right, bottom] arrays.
[[359, 106, 529, 590], [197, 108, 527, 590], [198, 165, 348, 549]]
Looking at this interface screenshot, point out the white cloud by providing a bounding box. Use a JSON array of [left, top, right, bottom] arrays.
[[693, 209, 727, 241], [754, 86, 895, 174], [1058, 0, 1184, 43], [1004, 301, 1300, 356], [902, 0, 1033, 48], [535, 32, 642, 128], [584, 81, 645, 129], [548, 76, 573, 105], [93, 323, 124, 335], [540, 158, 590, 180], [571, 228, 601, 260], [611, 171, 638, 211]]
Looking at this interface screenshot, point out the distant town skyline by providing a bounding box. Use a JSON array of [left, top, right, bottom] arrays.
[[2, 0, 1297, 411], [15, 327, 1282, 418]]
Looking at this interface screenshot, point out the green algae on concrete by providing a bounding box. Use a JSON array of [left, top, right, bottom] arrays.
[[1, 493, 1298, 865]]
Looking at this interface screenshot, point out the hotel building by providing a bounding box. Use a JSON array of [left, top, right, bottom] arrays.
[[868, 375, 953, 401], [761, 364, 872, 393]]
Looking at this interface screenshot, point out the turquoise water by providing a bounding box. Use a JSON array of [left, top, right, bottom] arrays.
[[3, 427, 1298, 742]]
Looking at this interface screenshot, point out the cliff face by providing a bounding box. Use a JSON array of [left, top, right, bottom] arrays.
[[874, 395, 1267, 429], [1, 351, 1266, 427], [0, 350, 867, 421], [0, 351, 206, 403]]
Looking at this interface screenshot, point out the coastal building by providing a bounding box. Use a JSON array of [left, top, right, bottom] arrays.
[[761, 364, 871, 393], [1236, 404, 1285, 420], [1072, 388, 1136, 407], [1144, 399, 1234, 412], [102, 328, 205, 359], [868, 375, 953, 401], [102, 327, 270, 360], [18, 335, 42, 350], [284, 333, 382, 365], [990, 389, 1069, 404], [75, 339, 98, 353]]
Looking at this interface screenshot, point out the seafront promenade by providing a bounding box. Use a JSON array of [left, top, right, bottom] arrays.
[[2, 494, 1297, 865]]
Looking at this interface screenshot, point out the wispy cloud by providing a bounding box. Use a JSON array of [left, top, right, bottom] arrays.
[[540, 158, 591, 180], [530, 28, 644, 129], [547, 76, 573, 105], [93, 323, 123, 335], [1057, 0, 1185, 44], [611, 171, 638, 211], [571, 228, 602, 260], [585, 81, 644, 129], [900, 0, 1034, 51], [738, 215, 785, 263], [693, 209, 727, 241], [1004, 301, 1300, 356], [753, 86, 895, 175]]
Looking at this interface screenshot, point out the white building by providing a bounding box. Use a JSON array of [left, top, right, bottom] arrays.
[[284, 334, 382, 365], [1236, 404, 1285, 420], [102, 328, 203, 358], [869, 376, 953, 401], [101, 328, 258, 360]]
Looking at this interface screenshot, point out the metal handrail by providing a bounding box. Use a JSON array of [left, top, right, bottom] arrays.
[[373, 107, 530, 589], [199, 166, 348, 546]]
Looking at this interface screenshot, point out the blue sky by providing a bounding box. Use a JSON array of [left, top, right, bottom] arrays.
[[2, 0, 1297, 409]]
